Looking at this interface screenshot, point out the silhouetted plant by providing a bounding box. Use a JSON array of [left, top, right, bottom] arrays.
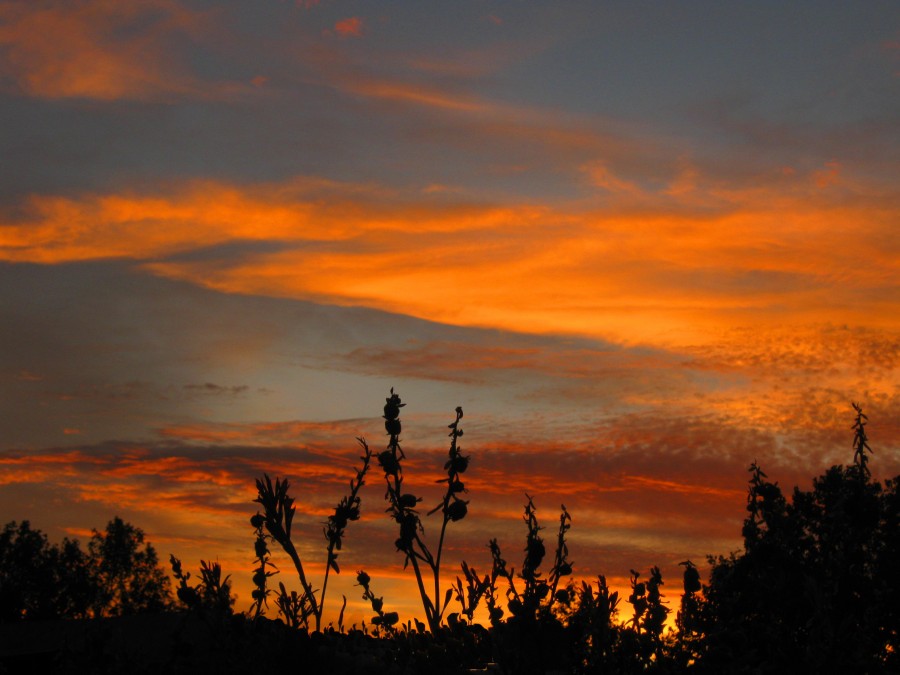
[[623, 565, 669, 670], [377, 389, 469, 633], [171, 555, 234, 616], [251, 439, 372, 631], [475, 497, 575, 675], [356, 569, 399, 634], [452, 560, 492, 624], [671, 560, 703, 668], [627, 566, 668, 639], [274, 580, 314, 629], [852, 400, 872, 478], [490, 496, 573, 622], [564, 576, 621, 672], [485, 537, 511, 626], [249, 512, 276, 618]]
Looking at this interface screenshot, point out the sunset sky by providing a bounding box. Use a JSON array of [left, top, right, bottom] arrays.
[[1, 0, 898, 626]]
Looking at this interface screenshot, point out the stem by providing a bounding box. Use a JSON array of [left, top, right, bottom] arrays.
[[318, 548, 333, 631], [389, 441, 438, 629], [282, 539, 319, 621], [430, 406, 464, 625], [409, 551, 437, 631], [318, 440, 371, 631], [433, 511, 450, 623]]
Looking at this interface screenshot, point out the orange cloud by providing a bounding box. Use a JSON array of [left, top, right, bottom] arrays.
[[159, 418, 372, 447], [334, 16, 364, 38], [582, 161, 642, 195], [813, 159, 842, 189], [1, 170, 897, 350], [346, 79, 484, 111], [0, 0, 243, 101]]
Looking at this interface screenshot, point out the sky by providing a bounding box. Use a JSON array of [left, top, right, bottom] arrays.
[[1, 0, 899, 626]]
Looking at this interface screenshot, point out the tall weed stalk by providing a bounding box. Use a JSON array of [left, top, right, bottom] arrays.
[[251, 439, 372, 631], [377, 388, 469, 633]]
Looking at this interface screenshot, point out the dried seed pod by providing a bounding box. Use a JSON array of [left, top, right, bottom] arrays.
[[378, 450, 399, 476], [446, 455, 469, 474], [398, 493, 419, 509], [526, 539, 545, 570], [447, 500, 468, 522], [385, 418, 402, 436], [683, 566, 701, 593]]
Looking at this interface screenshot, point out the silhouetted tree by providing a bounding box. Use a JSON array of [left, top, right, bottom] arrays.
[[699, 406, 899, 673], [87, 516, 172, 617], [0, 517, 173, 622], [0, 521, 94, 621]]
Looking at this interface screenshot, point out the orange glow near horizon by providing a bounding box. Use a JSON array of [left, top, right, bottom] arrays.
[[0, 423, 754, 626]]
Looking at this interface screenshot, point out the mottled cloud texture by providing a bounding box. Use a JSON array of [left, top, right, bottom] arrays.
[[1, 0, 898, 624]]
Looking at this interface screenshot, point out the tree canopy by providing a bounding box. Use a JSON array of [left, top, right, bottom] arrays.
[[0, 516, 172, 621], [694, 409, 899, 672]]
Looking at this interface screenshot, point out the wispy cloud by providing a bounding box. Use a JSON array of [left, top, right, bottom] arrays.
[[0, 0, 249, 101], [182, 382, 250, 398], [333, 16, 364, 39]]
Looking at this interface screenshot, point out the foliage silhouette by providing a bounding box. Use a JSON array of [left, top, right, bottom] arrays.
[[0, 517, 171, 622], [356, 569, 399, 634], [698, 404, 898, 673], [2, 401, 897, 675], [0, 520, 92, 621], [87, 516, 172, 617], [170, 555, 234, 616], [475, 497, 576, 674], [250, 436, 373, 631]]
